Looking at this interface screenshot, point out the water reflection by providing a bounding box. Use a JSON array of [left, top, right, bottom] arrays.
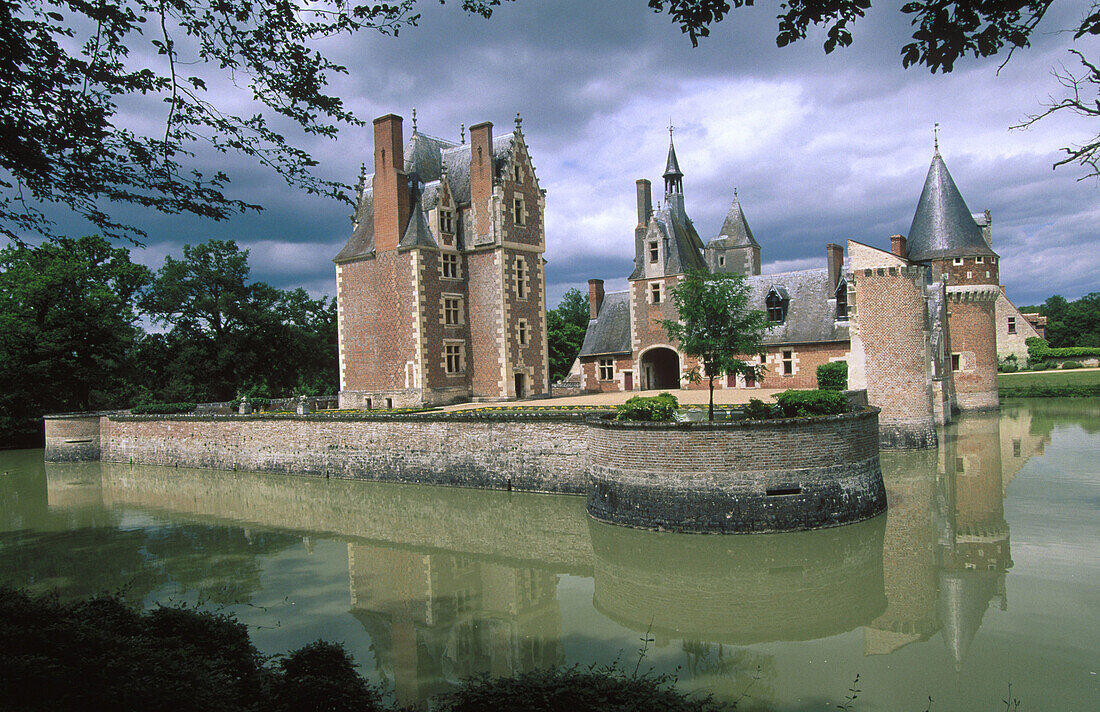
[[0, 398, 1069, 707]]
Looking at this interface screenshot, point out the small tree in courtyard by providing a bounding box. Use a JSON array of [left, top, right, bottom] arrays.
[[660, 271, 770, 421]]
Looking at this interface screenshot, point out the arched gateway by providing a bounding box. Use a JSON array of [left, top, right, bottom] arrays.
[[639, 347, 680, 390]]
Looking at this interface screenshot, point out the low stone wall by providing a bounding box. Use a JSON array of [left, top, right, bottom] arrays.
[[44, 403, 886, 534], [586, 407, 885, 533], [98, 413, 591, 495]]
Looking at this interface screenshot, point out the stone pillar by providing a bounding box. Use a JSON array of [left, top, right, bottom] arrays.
[[296, 396, 311, 415], [239, 397, 252, 415]]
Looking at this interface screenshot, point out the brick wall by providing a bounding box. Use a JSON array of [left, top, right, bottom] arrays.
[[417, 248, 472, 403], [586, 408, 885, 533], [503, 248, 548, 397], [757, 342, 849, 390], [946, 291, 1000, 410], [43, 415, 102, 461], [630, 276, 680, 353], [580, 354, 636, 392], [466, 249, 506, 399], [337, 253, 418, 399]]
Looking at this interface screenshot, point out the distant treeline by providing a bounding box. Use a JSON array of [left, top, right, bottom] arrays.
[[0, 237, 337, 448], [1019, 293, 1100, 348]]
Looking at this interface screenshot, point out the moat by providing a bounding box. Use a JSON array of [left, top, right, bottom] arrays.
[[4, 399, 1098, 710]]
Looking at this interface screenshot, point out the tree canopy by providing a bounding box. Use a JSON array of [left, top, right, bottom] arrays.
[[1026, 292, 1100, 347], [660, 271, 769, 420], [547, 288, 589, 383]]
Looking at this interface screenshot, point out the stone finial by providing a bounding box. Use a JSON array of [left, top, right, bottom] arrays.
[[515, 112, 522, 132], [296, 395, 311, 416], [934, 122, 940, 154], [460, 123, 465, 144], [238, 397, 252, 415], [411, 107, 417, 132]]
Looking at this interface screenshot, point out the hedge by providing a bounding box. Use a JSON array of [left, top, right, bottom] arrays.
[[615, 392, 679, 422], [1027, 336, 1100, 361], [999, 384, 1100, 398], [774, 389, 847, 417], [816, 361, 848, 391], [130, 402, 196, 415]]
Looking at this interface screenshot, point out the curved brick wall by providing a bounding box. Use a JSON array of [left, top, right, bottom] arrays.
[[586, 408, 886, 533]]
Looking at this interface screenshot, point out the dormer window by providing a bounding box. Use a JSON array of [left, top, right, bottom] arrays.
[[718, 255, 725, 268], [766, 286, 789, 324], [439, 209, 453, 234], [835, 280, 848, 321], [649, 241, 659, 263]]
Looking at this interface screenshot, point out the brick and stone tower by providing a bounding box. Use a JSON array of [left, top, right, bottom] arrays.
[[905, 147, 1000, 411], [334, 113, 548, 408]]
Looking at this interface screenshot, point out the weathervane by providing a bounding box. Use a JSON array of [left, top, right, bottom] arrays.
[[668, 119, 674, 139]]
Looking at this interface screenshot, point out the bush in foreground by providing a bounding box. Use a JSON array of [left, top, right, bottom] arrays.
[[775, 389, 847, 417], [742, 398, 775, 420], [1061, 360, 1083, 369], [615, 392, 679, 422]]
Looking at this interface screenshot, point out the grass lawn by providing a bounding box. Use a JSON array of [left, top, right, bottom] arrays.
[[998, 368, 1100, 388]]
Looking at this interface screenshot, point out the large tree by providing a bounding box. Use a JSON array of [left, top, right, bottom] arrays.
[[661, 271, 769, 421], [546, 287, 589, 382], [0, 235, 151, 446]]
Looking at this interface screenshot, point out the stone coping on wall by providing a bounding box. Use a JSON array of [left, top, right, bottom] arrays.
[[585, 406, 880, 430]]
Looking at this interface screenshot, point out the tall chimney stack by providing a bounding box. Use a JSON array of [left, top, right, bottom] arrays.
[[588, 279, 605, 320], [469, 121, 494, 244], [826, 243, 844, 290], [636, 179, 652, 227], [890, 234, 907, 258], [371, 114, 410, 252]]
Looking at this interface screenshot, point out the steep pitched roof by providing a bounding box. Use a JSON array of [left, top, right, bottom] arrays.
[[664, 136, 683, 179], [907, 152, 996, 261], [714, 193, 759, 248], [629, 205, 707, 279], [578, 291, 631, 356], [399, 195, 437, 249], [745, 268, 849, 345], [404, 131, 457, 182], [334, 176, 374, 263]]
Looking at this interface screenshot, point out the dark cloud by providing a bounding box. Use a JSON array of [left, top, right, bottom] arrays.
[[29, 0, 1095, 309]]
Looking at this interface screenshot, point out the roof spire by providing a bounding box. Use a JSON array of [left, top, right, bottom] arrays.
[[411, 107, 417, 133], [663, 121, 683, 197], [460, 123, 465, 144], [515, 112, 523, 133]]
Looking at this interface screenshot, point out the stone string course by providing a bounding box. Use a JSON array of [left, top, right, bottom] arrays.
[[44, 406, 885, 533]]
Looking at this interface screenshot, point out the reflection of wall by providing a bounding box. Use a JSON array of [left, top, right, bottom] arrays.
[[865, 449, 940, 655], [998, 402, 1050, 494], [590, 516, 887, 645], [348, 544, 563, 707]]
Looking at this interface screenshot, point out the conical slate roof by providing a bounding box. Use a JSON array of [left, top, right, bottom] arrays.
[[664, 136, 683, 179], [716, 193, 758, 248], [907, 152, 995, 261]]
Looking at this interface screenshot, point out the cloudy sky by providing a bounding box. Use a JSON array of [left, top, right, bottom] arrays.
[[56, 1, 1100, 307]]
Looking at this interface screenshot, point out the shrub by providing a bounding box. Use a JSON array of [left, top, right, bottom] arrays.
[[130, 402, 196, 415], [743, 398, 775, 420], [1061, 360, 1083, 369], [815, 361, 848, 391], [1030, 361, 1057, 371], [774, 389, 847, 417], [1027, 336, 1100, 360], [1000, 384, 1100, 398], [998, 355, 1019, 373], [615, 392, 679, 421]]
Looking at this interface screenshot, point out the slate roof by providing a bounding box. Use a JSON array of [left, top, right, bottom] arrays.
[[745, 268, 849, 345], [629, 204, 708, 279], [334, 129, 519, 263], [664, 136, 683, 178], [712, 194, 759, 249], [399, 195, 437, 249], [578, 291, 631, 356], [907, 152, 996, 262]]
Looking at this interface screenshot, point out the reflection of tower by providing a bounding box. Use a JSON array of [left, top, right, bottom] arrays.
[[347, 544, 563, 708], [937, 411, 1012, 670], [864, 449, 941, 655]]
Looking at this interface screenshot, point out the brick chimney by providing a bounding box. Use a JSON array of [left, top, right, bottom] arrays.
[[588, 279, 604, 320], [890, 234, 907, 258], [826, 243, 843, 290], [372, 114, 410, 252], [469, 121, 494, 243], [636, 179, 652, 227]]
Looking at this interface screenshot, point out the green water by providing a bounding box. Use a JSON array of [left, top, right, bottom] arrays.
[[2, 399, 1098, 710]]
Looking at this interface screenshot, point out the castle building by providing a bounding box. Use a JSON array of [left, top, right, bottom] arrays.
[[334, 113, 549, 408], [579, 131, 1019, 446]]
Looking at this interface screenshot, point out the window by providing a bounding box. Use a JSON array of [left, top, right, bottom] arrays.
[[514, 164, 522, 182], [515, 257, 527, 299], [991, 257, 997, 264], [513, 196, 525, 225], [385, 397, 393, 409], [442, 253, 459, 279], [598, 358, 614, 381], [953, 257, 964, 266], [782, 350, 794, 375], [766, 287, 788, 324], [445, 343, 465, 374], [835, 280, 848, 321], [517, 319, 528, 346], [966, 271, 972, 279], [439, 209, 453, 234], [1007, 317, 1016, 334], [444, 296, 462, 326], [1013, 438, 1021, 457], [951, 353, 961, 371], [955, 456, 964, 473], [718, 255, 725, 268], [975, 256, 984, 263], [649, 241, 659, 263], [650, 281, 661, 303]]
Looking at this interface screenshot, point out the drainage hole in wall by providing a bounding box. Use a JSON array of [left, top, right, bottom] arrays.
[[765, 486, 802, 497]]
